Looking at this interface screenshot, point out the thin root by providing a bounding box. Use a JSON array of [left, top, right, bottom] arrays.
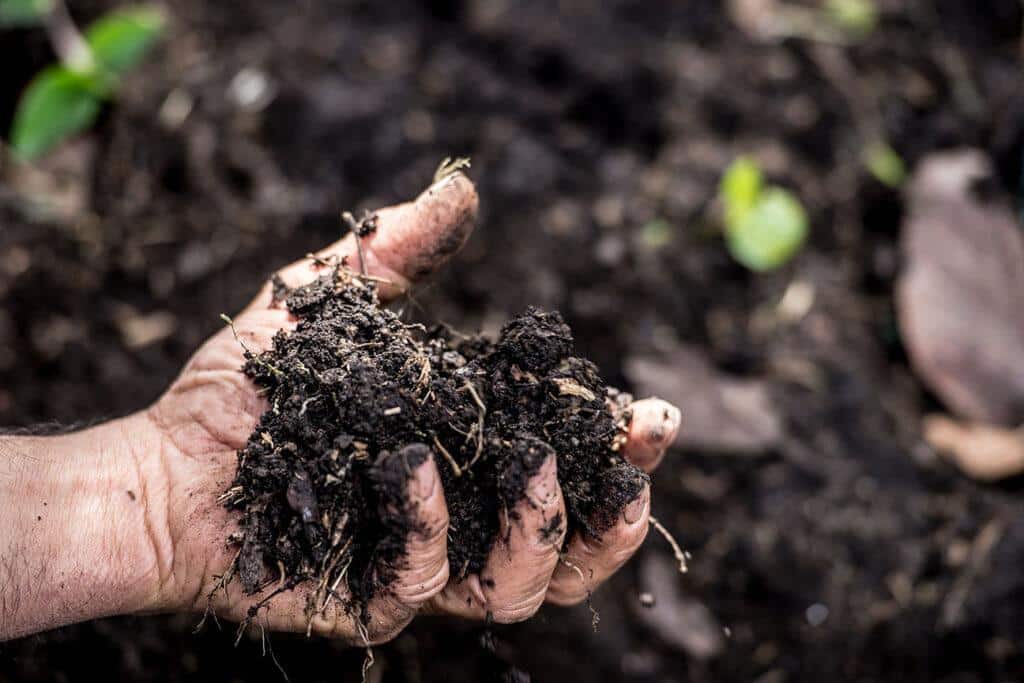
[[649, 515, 689, 574], [558, 553, 600, 632], [433, 434, 463, 477], [433, 156, 471, 183], [460, 380, 487, 471], [220, 314, 283, 376], [356, 618, 375, 683], [195, 549, 241, 633]]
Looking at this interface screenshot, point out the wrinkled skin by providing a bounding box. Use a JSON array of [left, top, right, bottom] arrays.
[[0, 174, 680, 645]]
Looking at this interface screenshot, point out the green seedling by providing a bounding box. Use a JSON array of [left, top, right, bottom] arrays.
[[824, 0, 878, 38], [0, 0, 51, 25], [2, 0, 165, 160], [719, 156, 808, 272], [863, 141, 906, 188]]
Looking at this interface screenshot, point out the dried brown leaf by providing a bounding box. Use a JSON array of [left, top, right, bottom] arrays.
[[924, 414, 1024, 482], [897, 150, 1024, 426], [625, 346, 781, 454]]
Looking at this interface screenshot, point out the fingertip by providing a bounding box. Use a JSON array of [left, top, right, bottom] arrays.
[[404, 445, 440, 503], [525, 449, 561, 511], [417, 171, 479, 225], [622, 483, 651, 526], [259, 173, 478, 308], [373, 172, 478, 289], [624, 397, 681, 471]]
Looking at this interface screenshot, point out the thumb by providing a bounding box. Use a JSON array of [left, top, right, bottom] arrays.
[[247, 172, 478, 312]]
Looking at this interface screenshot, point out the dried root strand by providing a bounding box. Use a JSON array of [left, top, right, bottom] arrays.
[[433, 156, 471, 183], [558, 553, 600, 632], [649, 515, 689, 574], [460, 379, 487, 472]]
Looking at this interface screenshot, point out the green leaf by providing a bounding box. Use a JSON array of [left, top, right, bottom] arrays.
[[9, 66, 103, 160], [863, 141, 906, 188], [721, 156, 763, 225], [726, 188, 808, 271], [0, 0, 52, 26], [825, 0, 878, 38], [85, 6, 165, 74]]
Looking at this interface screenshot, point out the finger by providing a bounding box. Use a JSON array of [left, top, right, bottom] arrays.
[[431, 444, 566, 623], [247, 172, 478, 313], [286, 446, 450, 644], [367, 446, 450, 626], [545, 483, 650, 606], [622, 397, 681, 472]]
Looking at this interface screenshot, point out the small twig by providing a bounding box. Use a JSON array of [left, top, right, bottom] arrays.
[[649, 515, 688, 574], [342, 211, 378, 278], [942, 518, 1004, 628]]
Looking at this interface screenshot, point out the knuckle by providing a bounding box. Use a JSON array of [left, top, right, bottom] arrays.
[[605, 521, 650, 559], [364, 618, 409, 646], [545, 585, 588, 607], [392, 559, 450, 606], [416, 513, 449, 544], [488, 590, 546, 624]]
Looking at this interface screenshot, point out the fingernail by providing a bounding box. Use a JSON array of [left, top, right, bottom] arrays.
[[398, 444, 436, 500], [623, 488, 649, 525], [414, 458, 437, 500], [648, 402, 680, 448], [664, 404, 682, 439]]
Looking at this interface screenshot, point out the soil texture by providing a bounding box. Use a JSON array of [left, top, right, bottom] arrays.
[[227, 264, 643, 618]]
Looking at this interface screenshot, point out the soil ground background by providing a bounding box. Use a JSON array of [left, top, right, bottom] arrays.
[[2, 1, 1024, 681]]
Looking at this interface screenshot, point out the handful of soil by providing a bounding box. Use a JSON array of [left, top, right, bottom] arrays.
[[224, 264, 647, 620]]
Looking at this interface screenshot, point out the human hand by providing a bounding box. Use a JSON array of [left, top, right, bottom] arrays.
[[0, 173, 681, 645]]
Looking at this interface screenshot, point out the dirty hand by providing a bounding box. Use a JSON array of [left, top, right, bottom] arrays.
[[0, 174, 681, 644]]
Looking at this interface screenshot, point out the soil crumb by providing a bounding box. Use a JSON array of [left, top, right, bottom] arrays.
[[224, 264, 647, 624]]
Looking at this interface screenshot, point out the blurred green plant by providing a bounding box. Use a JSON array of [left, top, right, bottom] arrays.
[[863, 141, 907, 188], [641, 218, 673, 250], [824, 0, 878, 38], [3, 2, 164, 160], [719, 157, 809, 272], [0, 0, 51, 25]]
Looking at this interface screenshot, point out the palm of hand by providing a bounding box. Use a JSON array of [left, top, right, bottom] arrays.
[[138, 175, 680, 644]]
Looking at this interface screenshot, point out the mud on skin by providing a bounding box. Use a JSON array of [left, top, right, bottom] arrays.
[[226, 265, 648, 622]]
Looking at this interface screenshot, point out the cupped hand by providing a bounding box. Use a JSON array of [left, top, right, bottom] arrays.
[[140, 173, 682, 644]]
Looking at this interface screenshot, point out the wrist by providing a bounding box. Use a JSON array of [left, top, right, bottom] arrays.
[[0, 412, 166, 639]]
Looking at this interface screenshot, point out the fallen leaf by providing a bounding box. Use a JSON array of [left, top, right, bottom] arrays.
[[897, 149, 1024, 426], [625, 346, 782, 454], [924, 414, 1024, 482], [635, 553, 724, 659]]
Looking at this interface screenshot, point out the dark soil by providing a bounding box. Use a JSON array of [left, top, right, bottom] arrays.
[[228, 264, 643, 616], [2, 1, 1024, 682]]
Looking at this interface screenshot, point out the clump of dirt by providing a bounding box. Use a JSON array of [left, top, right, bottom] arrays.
[[224, 262, 647, 622]]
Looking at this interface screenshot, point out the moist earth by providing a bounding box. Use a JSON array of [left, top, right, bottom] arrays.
[[226, 264, 646, 616], [3, 0, 1023, 681]]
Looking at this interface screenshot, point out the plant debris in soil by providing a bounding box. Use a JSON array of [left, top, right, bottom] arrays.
[[221, 261, 647, 624]]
